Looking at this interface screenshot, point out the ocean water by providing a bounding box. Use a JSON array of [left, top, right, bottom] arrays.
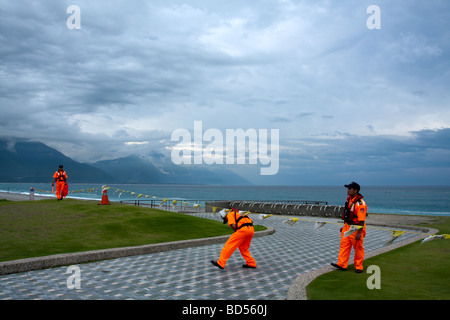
[[0, 183, 449, 216]]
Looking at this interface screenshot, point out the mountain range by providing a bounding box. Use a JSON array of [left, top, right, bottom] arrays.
[[0, 138, 251, 185]]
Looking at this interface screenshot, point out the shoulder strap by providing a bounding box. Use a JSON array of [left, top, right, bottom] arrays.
[[235, 212, 253, 230], [58, 171, 66, 181]]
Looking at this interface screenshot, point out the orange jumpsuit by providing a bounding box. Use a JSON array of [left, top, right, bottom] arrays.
[[217, 210, 256, 269], [337, 196, 367, 271], [53, 170, 68, 200]]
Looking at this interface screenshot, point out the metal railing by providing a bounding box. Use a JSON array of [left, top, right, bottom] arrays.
[[119, 199, 328, 212], [119, 199, 212, 212]]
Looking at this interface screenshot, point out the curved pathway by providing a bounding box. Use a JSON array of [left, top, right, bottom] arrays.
[[0, 213, 431, 300]]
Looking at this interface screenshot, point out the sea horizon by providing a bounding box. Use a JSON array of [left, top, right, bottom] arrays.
[[1, 182, 449, 217]]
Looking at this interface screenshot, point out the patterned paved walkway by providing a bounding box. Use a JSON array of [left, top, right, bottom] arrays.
[[0, 213, 421, 300]]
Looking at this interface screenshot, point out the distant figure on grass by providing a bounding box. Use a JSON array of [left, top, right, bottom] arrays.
[[331, 182, 368, 273], [211, 208, 257, 270], [52, 165, 68, 200]]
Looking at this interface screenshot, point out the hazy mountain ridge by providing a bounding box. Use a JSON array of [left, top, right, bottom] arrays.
[[0, 138, 251, 185]]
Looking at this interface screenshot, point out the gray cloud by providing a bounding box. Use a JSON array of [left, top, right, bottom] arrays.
[[268, 127, 450, 185], [0, 0, 449, 184]]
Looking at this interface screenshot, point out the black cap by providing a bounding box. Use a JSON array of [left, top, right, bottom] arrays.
[[345, 182, 360, 191]]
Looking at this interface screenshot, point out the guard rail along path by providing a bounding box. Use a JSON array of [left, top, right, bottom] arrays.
[[120, 199, 338, 217], [205, 200, 342, 217]]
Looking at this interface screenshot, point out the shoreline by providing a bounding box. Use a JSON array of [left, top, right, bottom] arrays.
[[1, 191, 441, 226], [1, 184, 449, 216], [0, 191, 100, 202], [0, 191, 54, 201]]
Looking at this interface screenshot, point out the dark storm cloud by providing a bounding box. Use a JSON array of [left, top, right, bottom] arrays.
[[0, 0, 449, 184]]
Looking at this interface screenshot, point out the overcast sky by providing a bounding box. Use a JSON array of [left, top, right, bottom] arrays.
[[1, 0, 449, 185]]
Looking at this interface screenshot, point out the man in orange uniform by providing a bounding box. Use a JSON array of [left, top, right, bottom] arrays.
[[52, 165, 68, 200], [331, 182, 367, 273], [211, 208, 257, 269]]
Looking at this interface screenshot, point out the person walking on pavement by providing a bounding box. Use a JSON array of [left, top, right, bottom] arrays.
[[52, 164, 68, 200], [331, 182, 368, 273], [211, 208, 257, 269]]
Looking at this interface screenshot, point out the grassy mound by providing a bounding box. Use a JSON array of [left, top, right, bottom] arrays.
[[307, 216, 450, 300], [0, 199, 264, 262]]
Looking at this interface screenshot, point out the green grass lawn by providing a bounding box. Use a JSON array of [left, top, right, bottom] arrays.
[[0, 198, 265, 262], [307, 216, 450, 300]]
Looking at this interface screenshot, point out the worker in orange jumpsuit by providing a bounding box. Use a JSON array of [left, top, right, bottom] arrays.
[[331, 182, 367, 273], [52, 165, 68, 200], [211, 208, 257, 269]]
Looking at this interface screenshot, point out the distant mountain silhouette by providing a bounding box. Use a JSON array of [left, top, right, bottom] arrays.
[[92, 153, 251, 185], [0, 138, 115, 183], [0, 138, 251, 185]]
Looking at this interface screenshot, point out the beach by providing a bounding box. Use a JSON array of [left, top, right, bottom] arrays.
[[0, 191, 52, 201]]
